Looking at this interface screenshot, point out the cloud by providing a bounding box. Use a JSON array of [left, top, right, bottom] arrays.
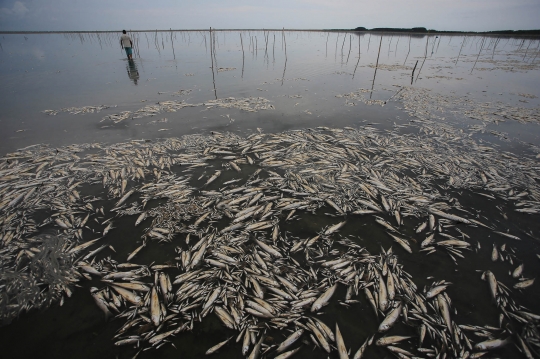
[[0, 1, 29, 17]]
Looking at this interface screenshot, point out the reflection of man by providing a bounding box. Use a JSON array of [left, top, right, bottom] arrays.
[[120, 30, 133, 60], [127, 59, 140, 85]]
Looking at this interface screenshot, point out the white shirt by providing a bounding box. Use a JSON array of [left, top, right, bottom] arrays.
[[121, 34, 132, 48]]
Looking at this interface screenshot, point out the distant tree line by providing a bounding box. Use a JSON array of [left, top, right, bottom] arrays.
[[348, 27, 540, 35]]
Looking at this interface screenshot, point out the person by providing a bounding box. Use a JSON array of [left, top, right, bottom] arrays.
[[120, 30, 133, 60]]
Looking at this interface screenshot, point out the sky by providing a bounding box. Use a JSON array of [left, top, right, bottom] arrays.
[[0, 0, 538, 32]]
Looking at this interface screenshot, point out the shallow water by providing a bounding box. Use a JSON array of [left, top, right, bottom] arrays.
[[0, 31, 540, 359], [1, 31, 539, 153]]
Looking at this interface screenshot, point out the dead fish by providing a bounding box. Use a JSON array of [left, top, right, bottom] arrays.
[[115, 188, 135, 208], [485, 271, 498, 301], [475, 337, 511, 350], [204, 170, 222, 186], [135, 212, 147, 226], [491, 244, 499, 261], [514, 278, 535, 289], [275, 329, 304, 354], [324, 221, 346, 235], [376, 336, 413, 346], [416, 221, 427, 233], [311, 283, 338, 312], [150, 287, 161, 326], [274, 347, 301, 359], [352, 336, 370, 359], [512, 263, 524, 278], [378, 302, 402, 332], [127, 241, 146, 261], [205, 336, 232, 355], [335, 323, 349, 359]]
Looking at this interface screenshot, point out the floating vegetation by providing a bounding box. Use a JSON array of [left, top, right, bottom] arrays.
[[1, 117, 539, 357]]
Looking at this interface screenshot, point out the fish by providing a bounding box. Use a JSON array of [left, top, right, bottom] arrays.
[[115, 189, 135, 208], [311, 283, 338, 312], [115, 338, 140, 346], [135, 212, 147, 226], [69, 237, 100, 255], [230, 162, 241, 172], [426, 285, 448, 299], [91, 290, 112, 320], [376, 336, 413, 346], [512, 263, 524, 278], [255, 239, 282, 258], [324, 221, 346, 235], [352, 336, 370, 359], [204, 170, 222, 186], [306, 321, 331, 353], [247, 335, 264, 359], [275, 329, 304, 353], [386, 233, 412, 253], [150, 287, 161, 326], [378, 275, 388, 312], [378, 302, 402, 332], [437, 294, 453, 337], [194, 211, 211, 227], [474, 337, 511, 350], [107, 282, 150, 292], [274, 347, 301, 359], [190, 240, 208, 269], [205, 336, 232, 355], [386, 271, 395, 300], [493, 230, 520, 240], [242, 329, 251, 355], [127, 241, 146, 261], [214, 306, 235, 329], [491, 244, 499, 261], [485, 271, 498, 300], [428, 208, 470, 224], [421, 233, 435, 248], [335, 323, 349, 359], [514, 278, 535, 289], [110, 285, 143, 306], [364, 288, 378, 317]]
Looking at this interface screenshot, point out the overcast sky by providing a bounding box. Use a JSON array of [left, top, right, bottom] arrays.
[[0, 0, 538, 32]]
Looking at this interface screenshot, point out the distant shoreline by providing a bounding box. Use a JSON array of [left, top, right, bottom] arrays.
[[0, 28, 539, 37], [348, 27, 540, 36]]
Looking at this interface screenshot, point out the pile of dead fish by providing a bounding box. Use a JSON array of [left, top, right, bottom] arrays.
[[42, 105, 113, 116], [336, 89, 386, 107], [395, 86, 540, 125], [0, 121, 539, 358], [98, 97, 274, 124]]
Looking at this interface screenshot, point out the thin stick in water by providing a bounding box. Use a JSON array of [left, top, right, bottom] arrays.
[[471, 37, 485, 73], [370, 36, 383, 99]]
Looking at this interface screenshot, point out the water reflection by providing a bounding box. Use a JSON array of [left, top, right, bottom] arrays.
[[126, 59, 139, 85]]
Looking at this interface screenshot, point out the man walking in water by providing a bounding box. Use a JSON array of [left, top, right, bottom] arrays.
[[120, 30, 133, 60]]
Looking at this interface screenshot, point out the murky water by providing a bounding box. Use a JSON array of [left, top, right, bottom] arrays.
[[0, 31, 539, 359]]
